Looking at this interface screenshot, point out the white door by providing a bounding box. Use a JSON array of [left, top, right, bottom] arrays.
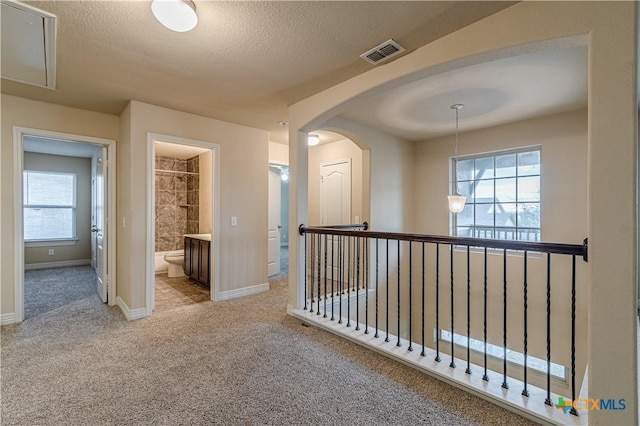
[[320, 159, 352, 283], [268, 167, 281, 276], [93, 147, 108, 303], [321, 159, 351, 225]]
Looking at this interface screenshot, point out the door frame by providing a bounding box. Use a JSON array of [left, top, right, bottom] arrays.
[[13, 127, 117, 322], [267, 166, 282, 276], [146, 133, 220, 314]]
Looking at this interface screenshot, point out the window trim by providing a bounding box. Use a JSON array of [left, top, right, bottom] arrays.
[[450, 146, 541, 241], [23, 170, 77, 242]]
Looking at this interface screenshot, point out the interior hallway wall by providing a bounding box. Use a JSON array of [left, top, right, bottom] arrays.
[[118, 100, 268, 309]]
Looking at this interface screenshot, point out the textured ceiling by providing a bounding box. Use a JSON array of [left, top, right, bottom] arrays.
[[1, 1, 516, 143]]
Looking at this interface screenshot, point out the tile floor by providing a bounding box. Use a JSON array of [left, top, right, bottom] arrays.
[[155, 274, 210, 311]]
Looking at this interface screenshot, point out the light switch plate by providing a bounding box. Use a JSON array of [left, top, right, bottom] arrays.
[[231, 216, 238, 227]]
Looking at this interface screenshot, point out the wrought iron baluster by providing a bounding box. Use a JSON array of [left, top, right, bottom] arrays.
[[356, 236, 361, 331], [323, 233, 328, 318], [375, 238, 379, 338], [385, 239, 390, 343], [502, 249, 509, 389], [522, 251, 529, 397], [450, 244, 455, 368], [338, 235, 343, 324], [408, 242, 413, 351], [365, 237, 369, 335], [310, 233, 315, 311], [435, 243, 441, 362], [421, 242, 426, 357], [465, 245, 471, 375], [304, 233, 308, 311], [347, 236, 351, 327], [570, 255, 578, 416], [397, 240, 401, 347], [331, 235, 335, 321], [544, 253, 553, 406], [482, 247, 488, 381], [317, 233, 322, 315]]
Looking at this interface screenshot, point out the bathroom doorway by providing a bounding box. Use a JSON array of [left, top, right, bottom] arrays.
[[146, 133, 219, 314]]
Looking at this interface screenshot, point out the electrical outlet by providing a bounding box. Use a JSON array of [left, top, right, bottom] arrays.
[[48, 249, 54, 256]]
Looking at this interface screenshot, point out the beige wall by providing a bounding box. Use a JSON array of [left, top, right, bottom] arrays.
[[1, 94, 119, 316], [269, 141, 289, 165], [118, 100, 268, 309], [199, 150, 213, 234], [308, 138, 363, 226], [414, 109, 587, 243], [288, 2, 638, 423], [413, 109, 588, 394], [23, 153, 92, 265], [321, 116, 413, 232]]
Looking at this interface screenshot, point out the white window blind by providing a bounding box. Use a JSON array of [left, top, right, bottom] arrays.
[[23, 171, 76, 240]]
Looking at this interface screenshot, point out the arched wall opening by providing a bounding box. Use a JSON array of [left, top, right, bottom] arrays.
[[287, 2, 638, 424], [306, 130, 370, 227]]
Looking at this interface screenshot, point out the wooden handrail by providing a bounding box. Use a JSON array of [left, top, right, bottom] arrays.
[[299, 224, 587, 261]]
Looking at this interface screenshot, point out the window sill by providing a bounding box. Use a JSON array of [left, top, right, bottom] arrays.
[[25, 239, 78, 248]]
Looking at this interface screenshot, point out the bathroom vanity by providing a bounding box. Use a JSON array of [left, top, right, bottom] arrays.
[[183, 234, 211, 288]]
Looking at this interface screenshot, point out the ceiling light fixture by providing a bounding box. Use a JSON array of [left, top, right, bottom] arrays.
[[151, 0, 198, 33], [308, 134, 320, 147], [448, 104, 467, 214]]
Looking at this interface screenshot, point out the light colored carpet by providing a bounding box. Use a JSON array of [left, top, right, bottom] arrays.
[[1, 273, 534, 425]]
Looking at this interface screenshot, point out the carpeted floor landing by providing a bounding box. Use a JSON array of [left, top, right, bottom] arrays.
[[1, 272, 534, 425]]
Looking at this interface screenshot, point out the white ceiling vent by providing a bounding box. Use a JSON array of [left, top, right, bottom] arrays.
[[360, 39, 405, 65], [1, 0, 56, 89]]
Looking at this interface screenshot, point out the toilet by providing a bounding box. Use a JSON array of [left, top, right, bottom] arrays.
[[164, 250, 186, 277]]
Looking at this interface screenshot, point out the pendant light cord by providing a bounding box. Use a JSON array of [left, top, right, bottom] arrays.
[[451, 103, 463, 158]]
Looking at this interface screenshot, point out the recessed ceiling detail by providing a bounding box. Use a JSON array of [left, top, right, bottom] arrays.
[[360, 39, 406, 65], [343, 46, 588, 141], [1, 0, 56, 89]]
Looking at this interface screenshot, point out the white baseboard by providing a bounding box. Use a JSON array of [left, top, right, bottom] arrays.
[[216, 282, 269, 301], [1, 313, 16, 325], [24, 259, 91, 271], [116, 296, 148, 321]]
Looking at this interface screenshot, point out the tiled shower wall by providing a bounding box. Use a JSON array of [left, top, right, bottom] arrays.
[[155, 155, 199, 252]]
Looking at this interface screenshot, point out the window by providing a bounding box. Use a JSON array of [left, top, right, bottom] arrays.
[[453, 148, 540, 241], [23, 171, 76, 241], [440, 330, 565, 380]]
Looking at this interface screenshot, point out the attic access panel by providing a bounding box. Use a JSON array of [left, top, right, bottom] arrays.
[[1, 0, 56, 89]]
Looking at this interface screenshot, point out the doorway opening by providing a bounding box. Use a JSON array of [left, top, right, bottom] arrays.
[[268, 164, 289, 279], [307, 131, 368, 226], [147, 134, 219, 314], [13, 128, 117, 322]]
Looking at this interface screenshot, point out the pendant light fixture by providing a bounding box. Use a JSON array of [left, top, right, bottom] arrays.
[[151, 0, 198, 33], [448, 104, 467, 214]]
